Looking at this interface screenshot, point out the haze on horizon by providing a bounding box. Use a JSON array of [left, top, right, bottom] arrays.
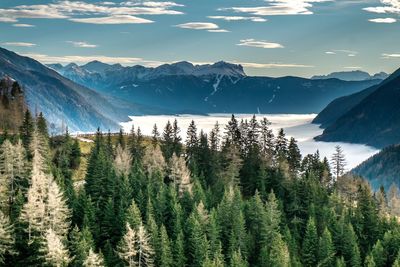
[[0, 0, 400, 78]]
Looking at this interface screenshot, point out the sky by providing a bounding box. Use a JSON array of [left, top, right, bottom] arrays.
[[0, 0, 400, 77]]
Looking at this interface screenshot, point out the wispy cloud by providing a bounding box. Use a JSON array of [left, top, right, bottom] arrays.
[[175, 22, 228, 32], [325, 49, 358, 56], [344, 66, 362, 69], [237, 62, 314, 68], [0, 1, 183, 25], [12, 23, 35, 27], [219, 0, 333, 17], [369, 17, 397, 23], [237, 39, 284, 49], [67, 41, 98, 48], [208, 16, 267, 22], [21, 53, 167, 67], [382, 53, 400, 58], [70, 15, 153, 24], [1, 42, 37, 47]]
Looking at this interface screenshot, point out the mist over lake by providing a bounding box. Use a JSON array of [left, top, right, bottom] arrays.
[[120, 114, 379, 170]]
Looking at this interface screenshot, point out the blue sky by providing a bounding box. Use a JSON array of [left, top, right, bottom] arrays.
[[0, 0, 400, 77]]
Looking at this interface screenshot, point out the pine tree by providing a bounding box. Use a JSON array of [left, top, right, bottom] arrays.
[[268, 234, 290, 267], [0, 210, 15, 264], [114, 144, 133, 177], [118, 128, 126, 148], [186, 120, 198, 160], [45, 180, 71, 237], [169, 154, 192, 196], [83, 248, 105, 267], [19, 109, 34, 153], [136, 224, 155, 267], [318, 228, 335, 267], [330, 145, 346, 181], [161, 121, 174, 160], [275, 128, 288, 161], [42, 228, 71, 267], [220, 145, 242, 187], [173, 230, 186, 267], [225, 114, 241, 146], [370, 240, 385, 267], [260, 117, 275, 159], [151, 124, 160, 147], [158, 225, 172, 267], [230, 249, 248, 267], [118, 223, 138, 267], [125, 199, 143, 230], [287, 137, 301, 175], [302, 217, 318, 267], [209, 122, 221, 152]]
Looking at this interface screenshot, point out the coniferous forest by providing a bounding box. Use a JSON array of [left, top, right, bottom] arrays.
[[1, 112, 400, 267]]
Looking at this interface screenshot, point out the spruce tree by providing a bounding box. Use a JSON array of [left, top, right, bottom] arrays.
[[318, 227, 335, 267], [0, 210, 16, 264], [158, 225, 172, 267], [302, 217, 319, 267]]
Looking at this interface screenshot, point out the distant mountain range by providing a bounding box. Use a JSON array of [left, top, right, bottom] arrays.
[[314, 67, 400, 148], [49, 61, 381, 115], [352, 144, 400, 190], [311, 70, 388, 81], [0, 47, 175, 132]]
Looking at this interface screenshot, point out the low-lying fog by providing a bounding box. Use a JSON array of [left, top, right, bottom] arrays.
[[121, 114, 379, 170]]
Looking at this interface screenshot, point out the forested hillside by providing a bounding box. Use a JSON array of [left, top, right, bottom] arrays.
[[1, 113, 400, 267], [352, 145, 400, 191]]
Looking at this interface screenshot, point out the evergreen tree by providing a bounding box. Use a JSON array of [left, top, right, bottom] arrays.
[[302, 217, 319, 267], [158, 225, 172, 267], [41, 228, 71, 267], [83, 248, 105, 267], [19, 109, 34, 153], [0, 210, 16, 264], [318, 227, 335, 267], [151, 124, 160, 147], [330, 145, 346, 181], [230, 250, 248, 267]]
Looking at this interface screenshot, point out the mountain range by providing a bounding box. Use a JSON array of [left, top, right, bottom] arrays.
[[49, 61, 381, 115], [311, 70, 388, 81], [0, 47, 173, 132], [314, 67, 400, 148]]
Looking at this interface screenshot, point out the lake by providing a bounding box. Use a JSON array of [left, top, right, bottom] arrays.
[[120, 114, 379, 170]]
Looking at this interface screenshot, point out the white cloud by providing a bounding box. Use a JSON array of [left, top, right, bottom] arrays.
[[12, 23, 35, 27], [369, 17, 397, 23], [21, 53, 168, 67], [175, 22, 219, 30], [67, 41, 98, 48], [0, 1, 183, 24], [364, 0, 400, 15], [1, 42, 37, 47], [208, 29, 230, 33], [70, 15, 153, 24], [0, 17, 18, 23], [382, 53, 400, 58], [220, 0, 333, 17], [237, 62, 313, 68], [326, 49, 358, 56], [237, 39, 284, 49], [208, 16, 267, 22]]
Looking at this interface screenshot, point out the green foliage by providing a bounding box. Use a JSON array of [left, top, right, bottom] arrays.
[[2, 114, 400, 267]]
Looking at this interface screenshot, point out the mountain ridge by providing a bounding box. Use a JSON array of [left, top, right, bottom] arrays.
[[315, 66, 400, 148]]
